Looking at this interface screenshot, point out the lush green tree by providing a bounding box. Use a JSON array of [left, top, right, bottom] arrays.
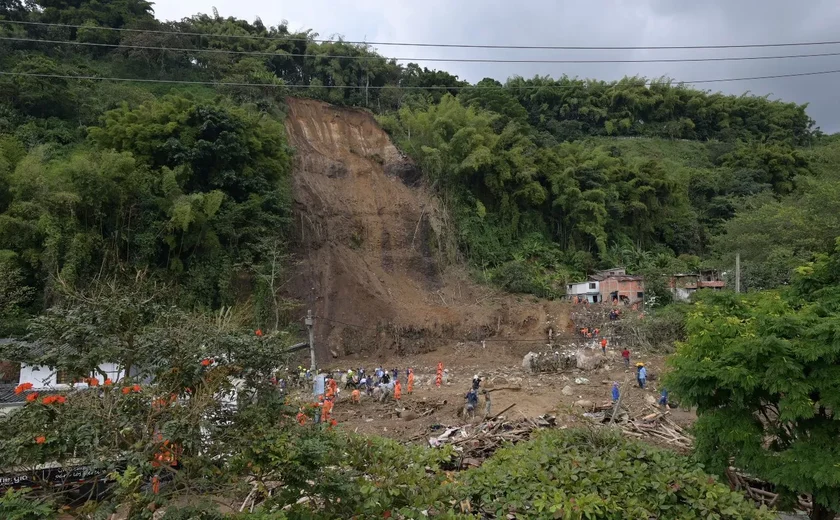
[[666, 241, 840, 518], [717, 142, 810, 195], [712, 177, 840, 291], [35, 0, 154, 29]]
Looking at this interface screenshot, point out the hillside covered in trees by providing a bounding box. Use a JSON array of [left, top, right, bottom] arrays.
[[3, 1, 840, 518], [2, 0, 838, 337]]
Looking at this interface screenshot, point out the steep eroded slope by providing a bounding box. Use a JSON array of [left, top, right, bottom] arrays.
[[284, 98, 568, 361]]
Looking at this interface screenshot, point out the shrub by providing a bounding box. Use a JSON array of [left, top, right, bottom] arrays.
[[458, 428, 773, 520]]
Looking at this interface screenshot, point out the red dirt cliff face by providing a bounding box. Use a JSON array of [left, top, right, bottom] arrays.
[[284, 98, 569, 362]]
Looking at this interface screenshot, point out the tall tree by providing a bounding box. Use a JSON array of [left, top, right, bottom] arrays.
[[666, 240, 840, 519]]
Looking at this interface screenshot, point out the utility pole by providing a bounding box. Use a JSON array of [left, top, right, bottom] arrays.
[[305, 310, 316, 373], [735, 252, 741, 294]]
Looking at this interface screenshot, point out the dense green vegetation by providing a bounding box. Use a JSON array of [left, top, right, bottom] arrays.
[[2, 0, 840, 517], [380, 98, 835, 296], [1, 0, 836, 316], [667, 240, 840, 518]]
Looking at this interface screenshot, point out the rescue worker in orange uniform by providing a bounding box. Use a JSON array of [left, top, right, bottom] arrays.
[[322, 398, 333, 423], [407, 368, 415, 394], [351, 388, 361, 403], [394, 380, 402, 400]]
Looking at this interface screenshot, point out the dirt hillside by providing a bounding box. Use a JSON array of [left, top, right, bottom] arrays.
[[283, 98, 570, 363]]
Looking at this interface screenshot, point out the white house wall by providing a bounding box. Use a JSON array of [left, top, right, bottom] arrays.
[[672, 287, 695, 302], [18, 362, 125, 389], [566, 282, 599, 295]]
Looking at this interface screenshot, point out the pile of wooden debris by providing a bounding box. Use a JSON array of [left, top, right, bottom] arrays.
[[725, 467, 780, 508], [619, 407, 693, 450], [425, 414, 558, 468], [583, 403, 693, 450]]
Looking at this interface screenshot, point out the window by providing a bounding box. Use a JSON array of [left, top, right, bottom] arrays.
[[588, 283, 596, 290], [637, 292, 644, 299], [0, 362, 20, 385], [55, 370, 80, 385]]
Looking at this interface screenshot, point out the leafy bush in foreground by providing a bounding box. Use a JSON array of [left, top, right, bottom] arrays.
[[458, 428, 773, 520]]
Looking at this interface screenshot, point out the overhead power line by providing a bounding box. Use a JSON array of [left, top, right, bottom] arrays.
[[3, 19, 840, 51], [6, 35, 840, 64], [2, 69, 839, 88]]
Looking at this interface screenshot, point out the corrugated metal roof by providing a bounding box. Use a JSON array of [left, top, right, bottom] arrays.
[[0, 338, 78, 362], [0, 385, 25, 405], [0, 384, 64, 405]]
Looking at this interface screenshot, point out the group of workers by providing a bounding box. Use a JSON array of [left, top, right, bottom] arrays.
[[295, 366, 419, 427], [341, 366, 417, 403], [579, 326, 601, 339], [611, 377, 668, 408]]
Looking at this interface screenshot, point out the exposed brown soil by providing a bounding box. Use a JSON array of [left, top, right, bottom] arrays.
[[301, 348, 693, 446], [280, 98, 695, 453], [283, 98, 570, 363]]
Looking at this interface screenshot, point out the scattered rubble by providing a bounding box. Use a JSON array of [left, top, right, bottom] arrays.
[[425, 415, 559, 467], [584, 404, 693, 450]]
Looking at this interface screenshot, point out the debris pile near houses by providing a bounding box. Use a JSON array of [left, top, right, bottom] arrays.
[[619, 409, 693, 450], [425, 415, 558, 468], [583, 404, 693, 450]]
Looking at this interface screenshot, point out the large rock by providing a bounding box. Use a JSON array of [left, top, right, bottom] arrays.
[[561, 385, 574, 396], [574, 399, 594, 410], [575, 348, 606, 371]]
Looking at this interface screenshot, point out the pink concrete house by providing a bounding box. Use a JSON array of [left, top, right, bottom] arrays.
[[589, 268, 644, 304]]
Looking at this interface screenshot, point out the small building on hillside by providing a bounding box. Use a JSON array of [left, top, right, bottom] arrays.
[[668, 270, 726, 302], [697, 269, 726, 290], [590, 268, 644, 305], [670, 273, 700, 302], [565, 280, 601, 303]]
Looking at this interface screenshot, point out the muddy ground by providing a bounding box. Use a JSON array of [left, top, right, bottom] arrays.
[[290, 342, 694, 446]]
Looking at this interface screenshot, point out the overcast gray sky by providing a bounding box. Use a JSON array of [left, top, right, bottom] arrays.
[[153, 0, 840, 132]]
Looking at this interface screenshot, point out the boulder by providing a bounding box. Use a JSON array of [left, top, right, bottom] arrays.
[[561, 385, 574, 396], [574, 399, 594, 410], [575, 348, 606, 371], [492, 376, 508, 386], [644, 394, 657, 405]]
